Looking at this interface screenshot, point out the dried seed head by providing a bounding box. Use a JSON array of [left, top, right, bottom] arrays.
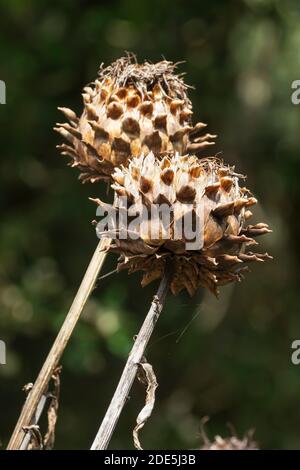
[[94, 152, 272, 296], [55, 54, 216, 183], [201, 434, 258, 450]]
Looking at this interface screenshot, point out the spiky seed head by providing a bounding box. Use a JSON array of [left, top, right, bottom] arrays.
[[201, 434, 258, 450], [93, 152, 272, 296], [55, 54, 216, 183]]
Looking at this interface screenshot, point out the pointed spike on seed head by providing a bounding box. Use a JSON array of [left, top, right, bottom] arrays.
[[57, 107, 79, 123]]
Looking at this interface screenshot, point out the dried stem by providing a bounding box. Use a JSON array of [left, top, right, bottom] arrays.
[[90, 264, 172, 450], [20, 394, 48, 450], [7, 237, 111, 450]]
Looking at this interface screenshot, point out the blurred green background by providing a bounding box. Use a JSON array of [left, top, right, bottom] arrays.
[[0, 0, 299, 450]]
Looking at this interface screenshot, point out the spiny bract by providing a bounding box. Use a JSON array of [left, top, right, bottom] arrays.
[[201, 434, 258, 450], [55, 55, 216, 183], [92, 152, 272, 296]]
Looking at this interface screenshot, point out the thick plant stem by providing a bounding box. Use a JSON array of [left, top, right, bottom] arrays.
[[7, 237, 111, 450], [90, 265, 172, 450]]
